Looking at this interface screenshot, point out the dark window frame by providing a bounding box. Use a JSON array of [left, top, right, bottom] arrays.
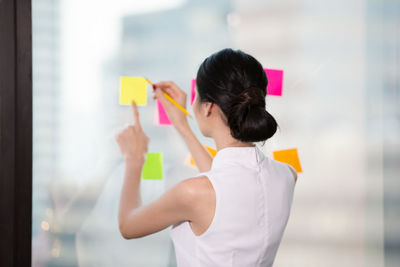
[[0, 0, 32, 266]]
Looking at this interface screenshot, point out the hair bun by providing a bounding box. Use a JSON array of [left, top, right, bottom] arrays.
[[227, 87, 277, 143], [235, 87, 265, 107]]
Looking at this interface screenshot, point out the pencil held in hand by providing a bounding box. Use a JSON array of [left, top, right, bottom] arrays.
[[146, 78, 193, 119], [162, 92, 192, 118]]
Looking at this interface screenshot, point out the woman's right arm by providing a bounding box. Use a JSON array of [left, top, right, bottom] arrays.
[[177, 122, 213, 172], [152, 81, 213, 172]]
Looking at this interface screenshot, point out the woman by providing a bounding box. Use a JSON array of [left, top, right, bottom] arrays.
[[115, 48, 297, 266]]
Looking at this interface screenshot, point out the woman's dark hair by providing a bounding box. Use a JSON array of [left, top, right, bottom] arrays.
[[196, 48, 278, 144]]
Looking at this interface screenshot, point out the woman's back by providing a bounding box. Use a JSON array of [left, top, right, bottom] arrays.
[[170, 145, 296, 267]]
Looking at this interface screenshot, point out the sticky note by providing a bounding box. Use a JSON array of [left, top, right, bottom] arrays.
[[141, 153, 163, 179], [188, 145, 217, 167], [264, 68, 283, 96], [119, 77, 147, 106], [190, 78, 196, 106], [156, 99, 172, 125], [273, 148, 302, 173]]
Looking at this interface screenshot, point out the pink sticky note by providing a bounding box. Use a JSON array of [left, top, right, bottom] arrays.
[[190, 78, 196, 106], [156, 99, 172, 125], [264, 68, 283, 96]]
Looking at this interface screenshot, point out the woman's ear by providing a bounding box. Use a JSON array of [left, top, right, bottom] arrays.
[[204, 102, 213, 117]]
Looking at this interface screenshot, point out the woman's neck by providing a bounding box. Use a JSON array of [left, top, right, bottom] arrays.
[[212, 129, 254, 152]]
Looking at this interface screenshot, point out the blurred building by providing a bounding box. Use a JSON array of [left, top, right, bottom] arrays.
[[32, 0, 61, 249]]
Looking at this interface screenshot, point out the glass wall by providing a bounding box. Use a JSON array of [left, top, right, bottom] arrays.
[[32, 0, 399, 266]]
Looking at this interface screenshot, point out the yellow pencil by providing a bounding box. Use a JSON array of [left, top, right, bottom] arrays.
[[144, 78, 153, 85], [145, 78, 193, 119]]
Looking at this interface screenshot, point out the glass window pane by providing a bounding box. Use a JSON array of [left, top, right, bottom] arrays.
[[32, 0, 399, 266]]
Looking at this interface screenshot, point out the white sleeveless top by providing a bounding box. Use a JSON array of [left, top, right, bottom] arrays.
[[170, 145, 296, 267]]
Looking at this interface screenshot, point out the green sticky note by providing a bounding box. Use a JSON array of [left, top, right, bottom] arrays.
[[119, 76, 147, 106], [141, 153, 163, 180]]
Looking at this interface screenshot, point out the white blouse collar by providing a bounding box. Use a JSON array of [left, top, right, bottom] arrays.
[[210, 144, 266, 170]]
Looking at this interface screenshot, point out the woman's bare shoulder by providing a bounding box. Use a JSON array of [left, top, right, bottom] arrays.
[[180, 175, 214, 196]]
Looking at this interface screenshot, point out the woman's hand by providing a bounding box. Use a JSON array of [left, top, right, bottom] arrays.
[[152, 81, 189, 132], [115, 100, 150, 164]]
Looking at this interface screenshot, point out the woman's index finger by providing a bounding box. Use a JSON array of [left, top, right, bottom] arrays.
[[131, 100, 142, 130]]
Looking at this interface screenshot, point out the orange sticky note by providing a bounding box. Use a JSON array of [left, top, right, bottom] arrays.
[[186, 145, 216, 167], [273, 148, 302, 173]]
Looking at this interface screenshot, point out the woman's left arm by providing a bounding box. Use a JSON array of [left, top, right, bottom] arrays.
[[118, 158, 144, 237], [118, 160, 199, 239], [115, 100, 198, 239]]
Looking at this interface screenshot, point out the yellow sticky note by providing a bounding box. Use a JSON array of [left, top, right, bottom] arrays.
[[189, 145, 217, 167], [119, 77, 147, 106], [273, 148, 302, 173]]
